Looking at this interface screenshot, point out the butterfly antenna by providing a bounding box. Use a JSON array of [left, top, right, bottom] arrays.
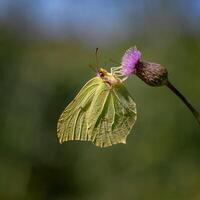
[[88, 48, 100, 73], [89, 48, 99, 73], [95, 48, 99, 68]]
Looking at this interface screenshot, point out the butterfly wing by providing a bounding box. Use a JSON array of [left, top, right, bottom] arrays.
[[87, 83, 137, 147], [57, 77, 137, 148], [57, 77, 102, 143], [111, 84, 137, 144]]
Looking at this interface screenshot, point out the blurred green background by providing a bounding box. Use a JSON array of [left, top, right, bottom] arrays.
[[0, 1, 200, 199]]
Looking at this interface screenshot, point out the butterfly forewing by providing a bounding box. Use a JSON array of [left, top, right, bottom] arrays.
[[57, 77, 102, 143]]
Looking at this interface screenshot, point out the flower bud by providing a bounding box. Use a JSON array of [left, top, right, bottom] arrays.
[[136, 61, 168, 86]]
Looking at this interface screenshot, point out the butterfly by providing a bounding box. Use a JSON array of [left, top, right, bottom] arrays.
[[57, 49, 138, 148]]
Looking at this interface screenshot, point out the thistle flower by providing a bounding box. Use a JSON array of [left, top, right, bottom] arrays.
[[119, 47, 167, 86], [112, 47, 200, 125], [121, 47, 141, 76]]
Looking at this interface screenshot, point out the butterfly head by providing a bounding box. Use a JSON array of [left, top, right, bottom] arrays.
[[98, 68, 108, 77], [98, 68, 121, 87]]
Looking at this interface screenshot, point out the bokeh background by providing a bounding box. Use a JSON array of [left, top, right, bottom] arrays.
[[0, 0, 200, 199]]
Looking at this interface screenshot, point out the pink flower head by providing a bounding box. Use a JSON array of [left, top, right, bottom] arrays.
[[121, 47, 141, 76]]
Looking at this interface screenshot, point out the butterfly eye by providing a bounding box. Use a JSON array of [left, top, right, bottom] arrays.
[[99, 71, 104, 77]]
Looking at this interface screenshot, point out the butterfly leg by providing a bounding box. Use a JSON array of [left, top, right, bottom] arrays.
[[111, 66, 121, 73], [111, 66, 128, 82], [111, 66, 122, 75]]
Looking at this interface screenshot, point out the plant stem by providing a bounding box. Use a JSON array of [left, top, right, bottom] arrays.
[[166, 80, 200, 125]]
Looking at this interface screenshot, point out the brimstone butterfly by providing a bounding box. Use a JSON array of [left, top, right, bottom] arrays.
[[57, 66, 137, 148]]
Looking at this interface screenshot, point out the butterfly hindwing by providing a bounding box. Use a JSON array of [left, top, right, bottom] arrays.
[[88, 83, 137, 147], [111, 84, 137, 143]]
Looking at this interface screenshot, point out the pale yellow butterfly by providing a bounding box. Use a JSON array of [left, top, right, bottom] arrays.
[[57, 67, 137, 148]]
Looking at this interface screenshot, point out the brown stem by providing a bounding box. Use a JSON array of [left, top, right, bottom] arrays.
[[166, 80, 200, 125]]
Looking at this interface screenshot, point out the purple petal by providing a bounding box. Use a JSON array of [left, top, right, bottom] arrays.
[[121, 47, 141, 76]]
